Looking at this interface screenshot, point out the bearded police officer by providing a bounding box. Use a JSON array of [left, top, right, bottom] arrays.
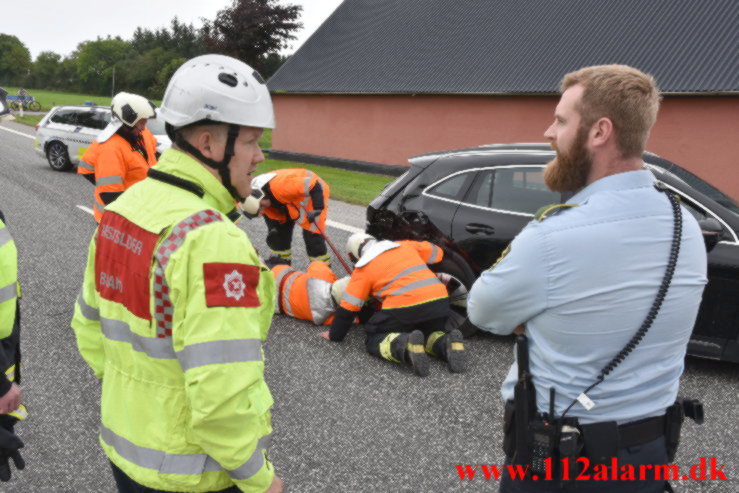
[[71, 54, 282, 493], [468, 65, 707, 492]]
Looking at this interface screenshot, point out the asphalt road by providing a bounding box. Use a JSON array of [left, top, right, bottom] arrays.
[[0, 121, 736, 492]]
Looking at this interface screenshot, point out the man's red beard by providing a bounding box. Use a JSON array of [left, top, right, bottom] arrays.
[[544, 126, 593, 193]]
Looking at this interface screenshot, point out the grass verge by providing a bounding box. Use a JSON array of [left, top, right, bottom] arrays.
[[3, 87, 161, 111], [257, 158, 394, 206], [9, 114, 44, 126]]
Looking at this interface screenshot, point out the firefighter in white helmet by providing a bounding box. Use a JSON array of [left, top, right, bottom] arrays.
[[72, 54, 282, 493], [242, 168, 331, 266], [78, 92, 158, 221], [321, 232, 466, 377]]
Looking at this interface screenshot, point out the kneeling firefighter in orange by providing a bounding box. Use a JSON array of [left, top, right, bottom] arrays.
[[320, 233, 466, 377], [242, 169, 331, 265]]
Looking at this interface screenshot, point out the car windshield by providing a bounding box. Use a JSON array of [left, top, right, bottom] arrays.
[[649, 163, 738, 214]]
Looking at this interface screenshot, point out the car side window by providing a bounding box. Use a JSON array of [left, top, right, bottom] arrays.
[[426, 172, 474, 201], [75, 111, 100, 130], [50, 109, 78, 125], [491, 167, 560, 214], [89, 111, 110, 130], [467, 170, 495, 207]]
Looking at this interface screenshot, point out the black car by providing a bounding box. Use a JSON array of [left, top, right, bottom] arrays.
[[367, 143, 739, 362]]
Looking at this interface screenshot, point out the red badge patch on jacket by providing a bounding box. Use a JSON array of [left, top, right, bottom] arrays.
[[203, 263, 260, 307]]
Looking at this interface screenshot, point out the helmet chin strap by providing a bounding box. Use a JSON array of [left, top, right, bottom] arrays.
[[168, 123, 244, 201]]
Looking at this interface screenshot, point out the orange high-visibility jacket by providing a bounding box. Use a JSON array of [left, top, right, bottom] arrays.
[[263, 169, 329, 234], [77, 141, 100, 181], [87, 128, 157, 222], [339, 240, 446, 312], [272, 261, 338, 325]]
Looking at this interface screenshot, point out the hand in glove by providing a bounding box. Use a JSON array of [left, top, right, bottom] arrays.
[[0, 426, 24, 482], [307, 209, 323, 223]]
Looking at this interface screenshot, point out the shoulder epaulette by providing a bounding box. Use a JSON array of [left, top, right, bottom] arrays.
[[534, 203, 578, 222]]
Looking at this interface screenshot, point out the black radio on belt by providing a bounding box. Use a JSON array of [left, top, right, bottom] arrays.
[[505, 189, 704, 481]]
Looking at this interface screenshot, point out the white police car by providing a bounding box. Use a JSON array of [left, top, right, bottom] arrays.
[[34, 105, 170, 171]]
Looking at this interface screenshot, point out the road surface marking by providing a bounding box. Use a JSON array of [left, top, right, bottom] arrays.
[[0, 125, 34, 140], [76, 205, 94, 215]]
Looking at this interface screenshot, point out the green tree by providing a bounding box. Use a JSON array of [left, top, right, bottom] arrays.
[[152, 57, 186, 97], [0, 34, 32, 85], [201, 0, 302, 75], [76, 38, 133, 95], [114, 47, 181, 98], [31, 51, 62, 89], [131, 18, 204, 59], [57, 56, 80, 92]]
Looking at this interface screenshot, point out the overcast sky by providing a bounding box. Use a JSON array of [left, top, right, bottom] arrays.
[[0, 0, 345, 59]]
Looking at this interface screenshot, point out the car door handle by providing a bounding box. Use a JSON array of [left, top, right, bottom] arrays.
[[465, 223, 495, 234]]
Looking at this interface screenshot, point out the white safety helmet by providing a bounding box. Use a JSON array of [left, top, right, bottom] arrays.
[[331, 276, 352, 304], [97, 92, 156, 142], [159, 54, 275, 130], [240, 172, 277, 218], [346, 233, 375, 262]]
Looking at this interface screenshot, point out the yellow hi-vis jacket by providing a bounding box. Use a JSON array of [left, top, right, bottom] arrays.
[[0, 215, 27, 421], [71, 149, 276, 492]]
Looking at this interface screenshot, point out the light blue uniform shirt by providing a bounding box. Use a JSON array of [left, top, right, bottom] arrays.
[[468, 169, 707, 424]]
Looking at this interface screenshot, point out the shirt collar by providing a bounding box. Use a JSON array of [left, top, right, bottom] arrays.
[[155, 149, 235, 213], [567, 168, 654, 205]]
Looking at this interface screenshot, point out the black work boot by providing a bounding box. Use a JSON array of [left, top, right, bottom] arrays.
[[387, 330, 429, 377], [428, 329, 466, 373]]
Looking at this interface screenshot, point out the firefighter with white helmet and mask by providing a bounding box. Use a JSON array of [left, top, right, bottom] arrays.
[[78, 92, 158, 221], [242, 167, 331, 266], [320, 232, 466, 377], [71, 54, 282, 492]]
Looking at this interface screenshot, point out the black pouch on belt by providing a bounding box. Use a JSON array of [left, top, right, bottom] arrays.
[[664, 400, 685, 462], [580, 421, 619, 466]]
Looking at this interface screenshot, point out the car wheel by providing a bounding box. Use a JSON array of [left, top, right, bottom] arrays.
[[430, 253, 480, 338], [46, 141, 72, 171]]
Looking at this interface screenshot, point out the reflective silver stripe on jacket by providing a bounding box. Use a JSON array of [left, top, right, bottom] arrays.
[[340, 291, 365, 309], [176, 339, 263, 371], [375, 265, 427, 298], [97, 175, 123, 186], [385, 277, 441, 297], [297, 178, 309, 225], [273, 267, 296, 314], [228, 434, 271, 480], [78, 160, 94, 171], [281, 271, 300, 317], [427, 245, 441, 264], [100, 317, 176, 360], [94, 202, 106, 213], [76, 291, 99, 321], [0, 227, 12, 248], [0, 283, 16, 304], [101, 424, 271, 478], [305, 277, 334, 324]]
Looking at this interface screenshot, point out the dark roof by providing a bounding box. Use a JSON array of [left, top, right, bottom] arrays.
[[269, 0, 738, 95]]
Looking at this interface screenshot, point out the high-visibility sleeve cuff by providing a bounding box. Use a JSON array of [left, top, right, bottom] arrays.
[[233, 457, 275, 493]]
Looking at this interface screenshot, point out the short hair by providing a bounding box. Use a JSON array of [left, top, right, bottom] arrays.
[[562, 64, 661, 158], [176, 122, 229, 147]]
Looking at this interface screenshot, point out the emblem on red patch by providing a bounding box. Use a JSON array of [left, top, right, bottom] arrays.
[[204, 263, 260, 307]]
